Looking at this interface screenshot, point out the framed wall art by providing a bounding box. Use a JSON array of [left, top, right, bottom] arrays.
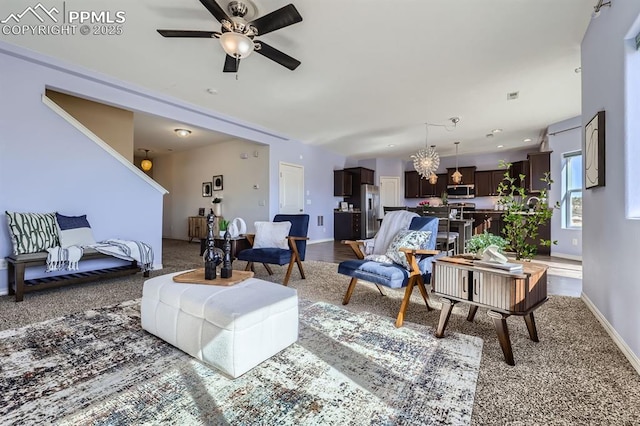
[[202, 182, 212, 197], [213, 175, 224, 191], [585, 111, 605, 189]]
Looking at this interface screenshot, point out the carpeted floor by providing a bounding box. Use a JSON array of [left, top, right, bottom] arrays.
[[1, 239, 639, 425]]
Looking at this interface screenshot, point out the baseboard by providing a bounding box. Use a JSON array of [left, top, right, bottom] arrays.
[[581, 292, 640, 376], [550, 252, 582, 261], [308, 238, 334, 245]]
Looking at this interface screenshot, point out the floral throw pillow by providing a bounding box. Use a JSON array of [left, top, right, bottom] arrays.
[[385, 229, 432, 270]]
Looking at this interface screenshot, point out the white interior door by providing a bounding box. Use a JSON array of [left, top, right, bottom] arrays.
[[279, 162, 305, 214], [379, 176, 400, 217]]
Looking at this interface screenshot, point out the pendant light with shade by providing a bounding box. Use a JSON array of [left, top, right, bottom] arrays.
[[141, 149, 152, 172], [452, 141, 463, 184]]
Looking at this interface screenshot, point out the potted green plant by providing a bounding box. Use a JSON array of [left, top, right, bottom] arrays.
[[496, 160, 558, 260], [218, 219, 229, 237], [465, 231, 508, 259]]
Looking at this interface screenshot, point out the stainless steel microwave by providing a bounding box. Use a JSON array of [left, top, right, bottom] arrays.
[[446, 184, 475, 199]]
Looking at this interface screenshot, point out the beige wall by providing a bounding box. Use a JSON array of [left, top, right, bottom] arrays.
[[45, 89, 134, 162], [153, 139, 270, 240]]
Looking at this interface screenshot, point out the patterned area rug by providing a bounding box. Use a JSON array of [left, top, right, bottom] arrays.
[[0, 300, 483, 425]]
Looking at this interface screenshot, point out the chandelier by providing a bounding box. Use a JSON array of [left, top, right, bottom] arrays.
[[452, 141, 463, 184], [412, 124, 440, 179]]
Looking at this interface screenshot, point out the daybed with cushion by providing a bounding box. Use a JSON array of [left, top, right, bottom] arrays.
[[5, 211, 152, 301]]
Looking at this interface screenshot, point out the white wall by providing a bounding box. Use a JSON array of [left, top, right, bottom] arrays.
[[0, 47, 166, 294], [582, 2, 640, 364], [155, 140, 270, 239], [547, 116, 582, 259], [269, 141, 347, 242]]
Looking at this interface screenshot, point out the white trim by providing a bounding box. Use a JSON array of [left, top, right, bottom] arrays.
[[550, 253, 582, 261], [581, 292, 640, 376], [308, 238, 334, 245], [153, 263, 164, 271], [42, 95, 168, 195]]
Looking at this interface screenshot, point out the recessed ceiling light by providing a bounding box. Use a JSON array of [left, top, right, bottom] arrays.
[[486, 133, 494, 138], [206, 88, 218, 95], [387, 144, 395, 147], [507, 91, 519, 100], [574, 67, 582, 74], [497, 145, 504, 149], [492, 128, 503, 134], [174, 128, 192, 137], [523, 138, 532, 142]]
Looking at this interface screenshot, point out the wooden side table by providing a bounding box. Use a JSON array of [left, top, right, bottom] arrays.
[[431, 256, 548, 365], [200, 236, 249, 259]]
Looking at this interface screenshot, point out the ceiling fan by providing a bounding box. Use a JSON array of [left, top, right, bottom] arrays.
[[157, 0, 302, 72]]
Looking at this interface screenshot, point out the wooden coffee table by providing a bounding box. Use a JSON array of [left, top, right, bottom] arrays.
[[431, 256, 548, 365]]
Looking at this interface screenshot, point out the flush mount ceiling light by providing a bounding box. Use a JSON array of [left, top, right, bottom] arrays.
[[141, 149, 152, 172], [452, 141, 463, 184], [174, 128, 192, 137], [411, 124, 440, 179]]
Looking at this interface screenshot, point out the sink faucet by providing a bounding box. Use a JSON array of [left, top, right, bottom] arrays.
[[526, 196, 540, 207]]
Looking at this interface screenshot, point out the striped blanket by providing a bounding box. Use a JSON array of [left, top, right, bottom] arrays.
[[90, 239, 154, 272], [46, 246, 83, 272], [46, 240, 154, 273]]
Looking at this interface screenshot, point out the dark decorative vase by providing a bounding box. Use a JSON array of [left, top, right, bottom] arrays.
[[204, 210, 221, 280], [220, 230, 233, 279]]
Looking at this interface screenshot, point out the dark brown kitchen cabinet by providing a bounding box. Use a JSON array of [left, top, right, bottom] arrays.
[[471, 212, 503, 236], [333, 170, 352, 196], [447, 166, 476, 185], [405, 171, 420, 198], [405, 171, 447, 198], [476, 170, 510, 197], [511, 160, 530, 192], [435, 173, 448, 198], [345, 167, 375, 185], [474, 171, 492, 197], [334, 212, 361, 240], [527, 152, 552, 193]]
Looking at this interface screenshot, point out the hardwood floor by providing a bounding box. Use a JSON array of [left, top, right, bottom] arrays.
[[306, 241, 583, 297]]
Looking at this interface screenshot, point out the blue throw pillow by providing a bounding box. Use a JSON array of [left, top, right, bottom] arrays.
[[55, 213, 96, 248]]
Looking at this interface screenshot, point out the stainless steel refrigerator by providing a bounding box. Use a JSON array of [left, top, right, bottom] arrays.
[[361, 184, 380, 238]]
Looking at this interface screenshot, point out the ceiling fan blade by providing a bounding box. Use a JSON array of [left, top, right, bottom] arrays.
[[198, 0, 230, 23], [223, 55, 239, 73], [249, 4, 302, 36], [255, 41, 301, 70], [157, 29, 216, 38]]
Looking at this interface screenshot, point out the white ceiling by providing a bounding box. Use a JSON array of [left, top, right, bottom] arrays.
[[1, 0, 594, 160]]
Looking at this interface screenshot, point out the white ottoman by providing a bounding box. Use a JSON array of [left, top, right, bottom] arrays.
[[141, 272, 299, 378]]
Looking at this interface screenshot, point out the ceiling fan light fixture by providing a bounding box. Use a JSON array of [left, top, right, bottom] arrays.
[[220, 32, 254, 58]]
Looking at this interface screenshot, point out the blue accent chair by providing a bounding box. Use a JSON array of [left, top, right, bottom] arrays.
[[338, 216, 441, 327], [237, 214, 310, 285]]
